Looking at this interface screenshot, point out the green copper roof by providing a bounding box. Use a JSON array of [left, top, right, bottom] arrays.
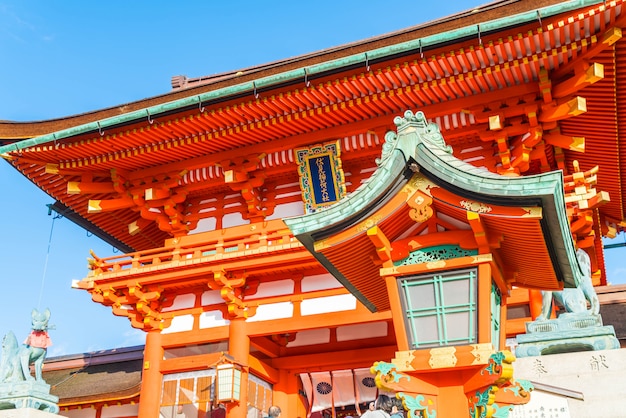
[[0, 0, 604, 155]]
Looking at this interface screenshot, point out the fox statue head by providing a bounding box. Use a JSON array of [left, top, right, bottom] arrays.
[[31, 308, 51, 332]]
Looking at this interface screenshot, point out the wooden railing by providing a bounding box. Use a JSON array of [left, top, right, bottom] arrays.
[[87, 219, 300, 276]]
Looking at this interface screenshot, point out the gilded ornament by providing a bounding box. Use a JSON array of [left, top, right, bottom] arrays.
[[408, 191, 434, 222], [460, 200, 493, 213], [410, 174, 435, 195], [426, 260, 447, 269], [392, 350, 416, 372], [356, 216, 382, 232], [470, 343, 496, 365], [313, 239, 329, 251], [409, 205, 433, 223], [428, 346, 457, 368], [521, 207, 542, 217]]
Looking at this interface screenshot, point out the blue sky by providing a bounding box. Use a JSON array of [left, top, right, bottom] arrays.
[[1, 1, 625, 357]]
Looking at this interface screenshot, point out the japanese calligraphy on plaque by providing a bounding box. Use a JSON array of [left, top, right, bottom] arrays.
[[296, 141, 346, 212], [509, 391, 571, 418]]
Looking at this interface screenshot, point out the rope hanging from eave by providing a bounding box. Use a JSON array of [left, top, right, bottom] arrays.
[[37, 209, 62, 310]]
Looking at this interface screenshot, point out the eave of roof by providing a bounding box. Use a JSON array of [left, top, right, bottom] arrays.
[[48, 201, 135, 253], [0, 0, 603, 155], [43, 344, 144, 369], [0, 0, 620, 257], [43, 345, 144, 406], [414, 126, 580, 289], [46, 360, 142, 406]]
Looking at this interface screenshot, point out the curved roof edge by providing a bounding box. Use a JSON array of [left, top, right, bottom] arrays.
[[0, 0, 602, 155], [412, 118, 581, 288], [285, 110, 582, 289]]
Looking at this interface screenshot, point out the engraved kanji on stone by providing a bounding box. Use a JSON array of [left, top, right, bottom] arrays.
[[590, 354, 609, 371]]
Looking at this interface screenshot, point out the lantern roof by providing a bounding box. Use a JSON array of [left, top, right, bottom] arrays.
[[285, 110, 581, 311]]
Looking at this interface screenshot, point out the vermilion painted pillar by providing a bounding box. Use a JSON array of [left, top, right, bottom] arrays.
[[227, 317, 249, 418], [528, 288, 544, 320], [138, 329, 163, 418], [273, 368, 306, 416]]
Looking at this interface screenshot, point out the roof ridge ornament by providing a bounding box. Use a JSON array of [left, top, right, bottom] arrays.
[[377, 110, 452, 167]]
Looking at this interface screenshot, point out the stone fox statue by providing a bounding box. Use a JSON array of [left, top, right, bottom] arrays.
[[536, 249, 600, 321], [0, 308, 52, 382]]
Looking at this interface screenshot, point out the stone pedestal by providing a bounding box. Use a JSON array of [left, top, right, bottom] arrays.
[[0, 381, 59, 414], [515, 313, 620, 357]]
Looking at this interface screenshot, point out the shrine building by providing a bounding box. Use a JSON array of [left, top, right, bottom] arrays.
[[2, 0, 626, 417]]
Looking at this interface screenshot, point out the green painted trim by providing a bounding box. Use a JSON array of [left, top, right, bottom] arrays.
[[0, 0, 603, 155], [491, 282, 502, 349], [394, 244, 478, 266]]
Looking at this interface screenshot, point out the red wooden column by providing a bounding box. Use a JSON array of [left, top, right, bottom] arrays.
[[273, 369, 306, 416], [138, 329, 163, 418], [227, 317, 250, 418], [528, 289, 544, 320]]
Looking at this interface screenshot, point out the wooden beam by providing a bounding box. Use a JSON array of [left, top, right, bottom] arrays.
[[467, 211, 489, 253], [160, 352, 222, 374], [248, 355, 280, 383], [551, 26, 622, 80], [88, 197, 134, 213], [553, 62, 604, 99], [367, 225, 392, 262], [67, 181, 115, 195], [270, 345, 397, 370], [539, 97, 586, 122], [158, 303, 389, 350], [128, 217, 152, 236], [161, 325, 230, 348], [544, 130, 585, 152], [246, 307, 392, 337], [145, 187, 171, 200], [250, 336, 282, 358]]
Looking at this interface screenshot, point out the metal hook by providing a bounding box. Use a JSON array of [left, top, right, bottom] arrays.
[[147, 109, 154, 124], [198, 96, 204, 113], [304, 68, 310, 87], [477, 25, 482, 45], [419, 40, 424, 59], [53, 133, 58, 147], [536, 10, 542, 28], [97, 121, 104, 136], [253, 81, 259, 99], [365, 53, 370, 72], [198, 96, 205, 113]]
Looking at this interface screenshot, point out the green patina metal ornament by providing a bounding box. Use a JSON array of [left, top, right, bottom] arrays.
[[0, 308, 59, 413]]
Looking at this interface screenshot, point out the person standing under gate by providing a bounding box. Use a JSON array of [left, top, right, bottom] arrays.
[[267, 405, 282, 417], [360, 395, 392, 418]]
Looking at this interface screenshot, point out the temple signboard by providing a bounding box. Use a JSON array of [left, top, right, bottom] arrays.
[[296, 141, 345, 212]]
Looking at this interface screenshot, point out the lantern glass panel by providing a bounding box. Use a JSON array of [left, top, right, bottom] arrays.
[[398, 268, 477, 349], [217, 363, 242, 402]]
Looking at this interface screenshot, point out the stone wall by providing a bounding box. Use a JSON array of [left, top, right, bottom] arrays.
[[513, 348, 626, 417]]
